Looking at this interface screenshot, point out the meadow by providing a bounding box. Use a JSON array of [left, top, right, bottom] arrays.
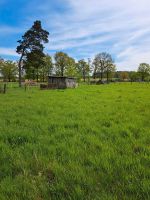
[[0, 83, 150, 200]]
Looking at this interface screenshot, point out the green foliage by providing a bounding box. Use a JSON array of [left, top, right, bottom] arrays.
[[54, 52, 69, 76], [0, 83, 150, 199], [105, 64, 116, 82], [138, 63, 150, 81], [38, 54, 54, 82], [0, 60, 18, 82], [54, 52, 77, 77], [65, 57, 77, 77], [24, 50, 45, 81], [129, 71, 139, 82], [120, 71, 129, 81], [23, 54, 53, 82], [77, 59, 90, 82]]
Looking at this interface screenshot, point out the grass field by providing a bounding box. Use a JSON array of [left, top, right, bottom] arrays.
[[0, 83, 150, 200]]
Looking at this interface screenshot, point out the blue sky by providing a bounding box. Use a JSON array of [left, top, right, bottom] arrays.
[[0, 0, 150, 70]]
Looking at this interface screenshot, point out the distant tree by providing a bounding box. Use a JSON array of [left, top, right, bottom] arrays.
[[77, 59, 90, 82], [24, 64, 35, 80], [93, 52, 114, 81], [138, 63, 150, 81], [120, 71, 129, 81], [40, 54, 53, 82], [92, 58, 98, 79], [129, 71, 139, 82], [0, 59, 5, 80], [87, 58, 92, 83], [0, 60, 18, 82], [54, 52, 69, 76], [65, 57, 77, 77], [144, 75, 150, 82], [0, 58, 4, 72], [114, 71, 120, 79], [105, 64, 116, 83], [16, 20, 49, 87]]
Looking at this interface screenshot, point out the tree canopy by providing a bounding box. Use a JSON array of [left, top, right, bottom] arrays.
[[138, 63, 150, 81], [0, 60, 18, 82]]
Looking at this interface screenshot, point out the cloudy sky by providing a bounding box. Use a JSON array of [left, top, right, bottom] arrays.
[[0, 0, 150, 70]]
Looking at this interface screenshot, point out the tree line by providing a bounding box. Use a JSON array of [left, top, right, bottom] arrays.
[[1, 56, 150, 83], [0, 21, 150, 85], [115, 63, 150, 82]]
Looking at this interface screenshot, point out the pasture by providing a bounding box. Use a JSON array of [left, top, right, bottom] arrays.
[[0, 83, 150, 200]]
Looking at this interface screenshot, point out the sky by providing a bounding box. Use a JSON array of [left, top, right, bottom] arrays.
[[0, 0, 150, 71]]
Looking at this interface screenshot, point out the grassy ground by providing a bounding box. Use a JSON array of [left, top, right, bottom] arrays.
[[0, 83, 150, 200]]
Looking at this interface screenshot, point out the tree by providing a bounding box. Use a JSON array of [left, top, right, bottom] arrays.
[[93, 52, 114, 81], [65, 57, 77, 77], [54, 52, 69, 76], [0, 60, 18, 82], [87, 58, 92, 83], [24, 49, 45, 82], [54, 52, 78, 77], [120, 71, 129, 81], [16, 20, 49, 87], [92, 57, 99, 79], [105, 64, 116, 83], [40, 54, 53, 82], [77, 59, 90, 82], [129, 71, 139, 82], [138, 63, 150, 81]]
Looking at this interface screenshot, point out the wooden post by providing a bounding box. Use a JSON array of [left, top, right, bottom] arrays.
[[3, 84, 6, 94]]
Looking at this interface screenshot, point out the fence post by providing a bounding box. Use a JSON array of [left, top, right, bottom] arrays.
[[3, 84, 6, 94]]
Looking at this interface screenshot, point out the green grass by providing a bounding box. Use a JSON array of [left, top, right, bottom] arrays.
[[0, 83, 150, 200]]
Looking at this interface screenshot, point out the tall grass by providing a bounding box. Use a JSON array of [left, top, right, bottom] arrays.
[[0, 83, 150, 200]]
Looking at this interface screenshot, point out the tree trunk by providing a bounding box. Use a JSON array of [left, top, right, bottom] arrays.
[[18, 54, 23, 87], [83, 73, 86, 82], [43, 73, 45, 82], [36, 67, 39, 82], [93, 68, 97, 79], [88, 74, 90, 84], [33, 70, 35, 80], [107, 71, 109, 83], [100, 72, 103, 81], [93, 73, 96, 79], [61, 68, 64, 77]]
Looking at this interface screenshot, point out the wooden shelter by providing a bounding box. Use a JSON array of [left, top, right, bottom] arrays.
[[41, 76, 77, 89]]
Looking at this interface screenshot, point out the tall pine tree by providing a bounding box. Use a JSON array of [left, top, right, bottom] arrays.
[[16, 20, 49, 86]]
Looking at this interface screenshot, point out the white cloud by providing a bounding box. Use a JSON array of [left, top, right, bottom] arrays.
[[0, 47, 18, 57]]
